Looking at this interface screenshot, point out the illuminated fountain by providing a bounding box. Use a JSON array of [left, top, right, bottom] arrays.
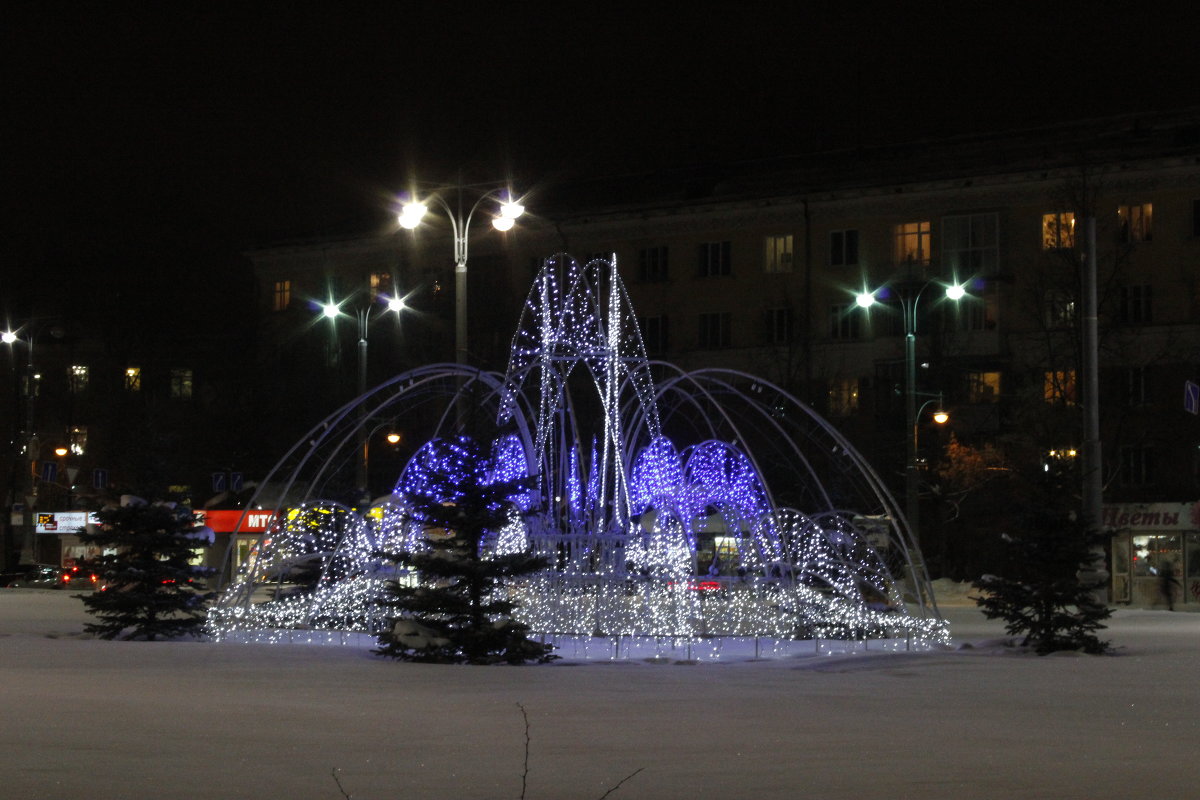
[[208, 254, 948, 652]]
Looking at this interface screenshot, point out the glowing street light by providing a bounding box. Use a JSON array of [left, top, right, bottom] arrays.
[[4, 324, 48, 564], [854, 280, 968, 544], [397, 185, 525, 365], [318, 293, 408, 495]]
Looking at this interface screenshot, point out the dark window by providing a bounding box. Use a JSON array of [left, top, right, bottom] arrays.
[[1125, 367, 1148, 406], [1193, 199, 1200, 237], [170, 368, 193, 399], [698, 312, 731, 349], [638, 246, 669, 282], [956, 300, 986, 332], [830, 304, 862, 340], [1119, 285, 1153, 324], [1046, 292, 1076, 328], [697, 241, 732, 277], [637, 315, 669, 354], [943, 213, 999, 274], [766, 308, 793, 344], [1119, 445, 1156, 486], [830, 229, 859, 266]]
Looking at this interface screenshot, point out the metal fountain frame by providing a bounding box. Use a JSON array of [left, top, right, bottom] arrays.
[[208, 254, 947, 649]]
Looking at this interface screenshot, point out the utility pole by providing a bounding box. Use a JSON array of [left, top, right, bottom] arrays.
[[1080, 216, 1107, 601]]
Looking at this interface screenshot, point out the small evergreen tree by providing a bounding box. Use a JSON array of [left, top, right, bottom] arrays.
[[972, 471, 1111, 655], [374, 436, 555, 664], [77, 499, 215, 640]]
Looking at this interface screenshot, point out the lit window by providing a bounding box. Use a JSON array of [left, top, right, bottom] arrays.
[[828, 378, 860, 416], [943, 213, 998, 274], [369, 272, 391, 301], [69, 426, 87, 456], [1044, 370, 1077, 405], [764, 235, 793, 273], [1117, 203, 1152, 243], [638, 246, 669, 282], [637, 315, 669, 354], [272, 280, 291, 312], [1119, 284, 1153, 324], [125, 366, 142, 392], [830, 229, 859, 266], [894, 221, 930, 265], [1042, 212, 1076, 249], [697, 312, 731, 349], [967, 371, 1001, 403], [766, 308, 793, 345], [170, 368, 193, 399], [69, 365, 89, 393], [830, 303, 863, 340], [697, 241, 731, 277]]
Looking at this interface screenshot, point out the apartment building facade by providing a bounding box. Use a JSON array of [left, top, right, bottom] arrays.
[[249, 110, 1200, 599]]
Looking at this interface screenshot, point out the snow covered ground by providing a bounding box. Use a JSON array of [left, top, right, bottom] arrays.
[[2, 586, 1197, 799]]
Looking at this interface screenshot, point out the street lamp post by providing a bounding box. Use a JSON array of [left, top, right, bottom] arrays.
[[398, 185, 525, 366], [856, 280, 966, 543], [320, 294, 406, 497], [3, 328, 39, 565]]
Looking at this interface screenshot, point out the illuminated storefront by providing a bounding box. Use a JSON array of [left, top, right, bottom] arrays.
[[32, 508, 274, 577], [35, 511, 101, 566], [196, 509, 275, 579], [1108, 502, 1200, 607]]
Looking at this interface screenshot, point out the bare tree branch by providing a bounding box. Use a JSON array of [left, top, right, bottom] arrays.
[[331, 767, 352, 800], [517, 702, 531, 800], [596, 767, 645, 800]]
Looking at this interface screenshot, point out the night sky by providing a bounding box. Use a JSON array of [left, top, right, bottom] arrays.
[[4, 3, 1196, 297]]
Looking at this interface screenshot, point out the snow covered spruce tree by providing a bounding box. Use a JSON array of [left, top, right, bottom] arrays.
[[77, 497, 216, 640], [972, 469, 1111, 655], [373, 436, 555, 664]]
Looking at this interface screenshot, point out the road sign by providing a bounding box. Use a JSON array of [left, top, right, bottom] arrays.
[[92, 468, 108, 489], [231, 472, 243, 492], [1186, 380, 1199, 415], [40, 461, 57, 483], [212, 472, 227, 492]]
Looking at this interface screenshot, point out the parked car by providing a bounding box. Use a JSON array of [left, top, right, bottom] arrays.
[[59, 564, 100, 591], [3, 564, 66, 589], [2, 564, 99, 590]]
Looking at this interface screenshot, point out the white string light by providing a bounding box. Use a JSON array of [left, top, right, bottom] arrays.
[[208, 254, 948, 653]]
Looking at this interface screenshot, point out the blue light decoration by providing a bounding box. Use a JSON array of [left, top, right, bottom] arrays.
[[208, 254, 949, 653]]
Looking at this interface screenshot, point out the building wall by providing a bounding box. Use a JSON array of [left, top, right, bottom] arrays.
[[247, 114, 1200, 561]]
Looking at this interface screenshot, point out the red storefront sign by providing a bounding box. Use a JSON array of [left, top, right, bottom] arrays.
[[197, 509, 275, 533]]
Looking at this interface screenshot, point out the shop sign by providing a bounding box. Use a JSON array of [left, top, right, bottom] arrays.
[[196, 509, 274, 533], [1102, 502, 1199, 532], [35, 511, 100, 533]]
